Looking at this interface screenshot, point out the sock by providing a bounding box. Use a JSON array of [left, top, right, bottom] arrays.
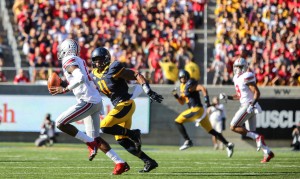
[[209, 129, 229, 146], [246, 131, 259, 140], [75, 131, 93, 143], [140, 152, 153, 163], [262, 145, 271, 155], [175, 122, 190, 141], [106, 149, 125, 164]]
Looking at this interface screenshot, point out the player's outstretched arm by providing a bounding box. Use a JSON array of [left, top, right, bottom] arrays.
[[118, 69, 164, 103], [219, 93, 240, 102]]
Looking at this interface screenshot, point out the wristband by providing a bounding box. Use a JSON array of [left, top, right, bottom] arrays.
[[142, 83, 151, 94], [204, 96, 210, 103]]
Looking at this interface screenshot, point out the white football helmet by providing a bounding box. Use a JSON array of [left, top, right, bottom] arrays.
[[57, 39, 80, 60], [233, 58, 248, 75]]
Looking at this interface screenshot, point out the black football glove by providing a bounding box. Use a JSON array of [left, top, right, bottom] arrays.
[[147, 90, 164, 103]]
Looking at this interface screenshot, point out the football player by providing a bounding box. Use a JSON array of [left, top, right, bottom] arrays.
[[90, 47, 163, 173], [172, 70, 234, 157], [219, 57, 275, 163], [49, 39, 129, 175]]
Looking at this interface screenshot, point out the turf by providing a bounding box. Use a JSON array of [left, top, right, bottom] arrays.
[[0, 142, 299, 179]]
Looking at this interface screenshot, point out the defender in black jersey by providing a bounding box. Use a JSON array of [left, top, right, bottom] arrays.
[[172, 70, 234, 157], [91, 47, 163, 173]]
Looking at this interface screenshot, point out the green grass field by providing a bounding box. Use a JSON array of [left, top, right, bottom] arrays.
[[0, 142, 299, 179]]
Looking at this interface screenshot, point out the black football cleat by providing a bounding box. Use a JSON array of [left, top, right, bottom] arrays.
[[139, 160, 158, 173]]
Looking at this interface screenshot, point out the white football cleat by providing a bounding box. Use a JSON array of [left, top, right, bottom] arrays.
[[179, 140, 193, 151], [226, 143, 234, 158]]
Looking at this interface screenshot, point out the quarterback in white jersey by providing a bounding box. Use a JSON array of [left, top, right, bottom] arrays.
[[219, 57, 274, 163], [61, 55, 101, 104], [48, 39, 129, 175]]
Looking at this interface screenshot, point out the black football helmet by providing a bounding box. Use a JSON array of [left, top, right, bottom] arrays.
[[91, 47, 111, 70], [178, 70, 190, 80]]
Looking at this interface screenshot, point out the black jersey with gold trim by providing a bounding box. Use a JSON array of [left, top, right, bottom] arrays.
[[91, 61, 131, 106], [180, 79, 203, 108]]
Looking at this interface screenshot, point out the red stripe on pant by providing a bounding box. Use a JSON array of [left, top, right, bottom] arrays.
[[62, 103, 92, 125], [234, 111, 248, 127]]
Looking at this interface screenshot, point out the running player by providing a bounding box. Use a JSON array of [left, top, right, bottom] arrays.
[[49, 39, 129, 175], [172, 70, 234, 158], [219, 57, 274, 163], [90, 47, 163, 173]]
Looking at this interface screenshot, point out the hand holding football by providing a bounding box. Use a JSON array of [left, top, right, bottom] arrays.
[[48, 72, 61, 93]]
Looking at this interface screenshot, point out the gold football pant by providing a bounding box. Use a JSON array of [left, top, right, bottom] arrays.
[[175, 106, 212, 132], [100, 100, 135, 140]]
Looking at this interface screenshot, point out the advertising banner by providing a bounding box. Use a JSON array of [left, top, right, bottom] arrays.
[[0, 95, 150, 133], [256, 99, 300, 139]]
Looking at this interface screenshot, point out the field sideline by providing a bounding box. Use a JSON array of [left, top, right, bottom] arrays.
[[0, 142, 299, 179]]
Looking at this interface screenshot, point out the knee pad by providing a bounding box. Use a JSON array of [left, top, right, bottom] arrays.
[[117, 138, 139, 156]]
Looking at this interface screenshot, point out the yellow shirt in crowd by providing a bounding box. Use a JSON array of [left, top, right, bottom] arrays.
[[185, 61, 200, 81], [159, 60, 179, 83]]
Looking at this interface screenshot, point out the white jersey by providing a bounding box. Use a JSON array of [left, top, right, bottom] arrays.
[[233, 71, 256, 105], [62, 55, 101, 103]]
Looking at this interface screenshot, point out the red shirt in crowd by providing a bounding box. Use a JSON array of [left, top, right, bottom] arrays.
[[13, 74, 30, 84]]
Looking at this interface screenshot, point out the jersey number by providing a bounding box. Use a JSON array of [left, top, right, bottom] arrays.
[[235, 84, 241, 97]]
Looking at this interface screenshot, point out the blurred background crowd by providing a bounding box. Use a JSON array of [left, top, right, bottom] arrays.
[[0, 0, 299, 86], [9, 0, 205, 84], [212, 0, 300, 86]]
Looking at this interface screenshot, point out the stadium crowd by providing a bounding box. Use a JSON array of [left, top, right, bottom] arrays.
[[11, 0, 205, 84], [213, 0, 300, 86]]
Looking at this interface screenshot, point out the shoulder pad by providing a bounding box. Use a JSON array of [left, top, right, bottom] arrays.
[[186, 79, 197, 88], [243, 72, 256, 84], [109, 61, 125, 78], [62, 56, 78, 70]]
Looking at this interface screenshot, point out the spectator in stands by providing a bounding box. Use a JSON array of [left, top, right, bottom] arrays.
[[208, 55, 225, 85], [184, 57, 200, 82], [13, 69, 30, 84], [148, 46, 163, 84], [0, 70, 7, 82], [159, 53, 179, 84]]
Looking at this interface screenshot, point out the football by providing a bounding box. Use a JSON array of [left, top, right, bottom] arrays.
[[47, 72, 62, 90]]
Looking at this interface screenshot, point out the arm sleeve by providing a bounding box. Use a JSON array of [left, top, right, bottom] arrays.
[[66, 68, 84, 90]]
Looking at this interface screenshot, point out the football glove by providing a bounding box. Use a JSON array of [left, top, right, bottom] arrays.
[[246, 105, 255, 114], [219, 93, 228, 103], [147, 90, 164, 103], [219, 93, 227, 100]]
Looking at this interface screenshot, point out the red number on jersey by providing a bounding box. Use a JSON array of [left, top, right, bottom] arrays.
[[235, 84, 241, 97]]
